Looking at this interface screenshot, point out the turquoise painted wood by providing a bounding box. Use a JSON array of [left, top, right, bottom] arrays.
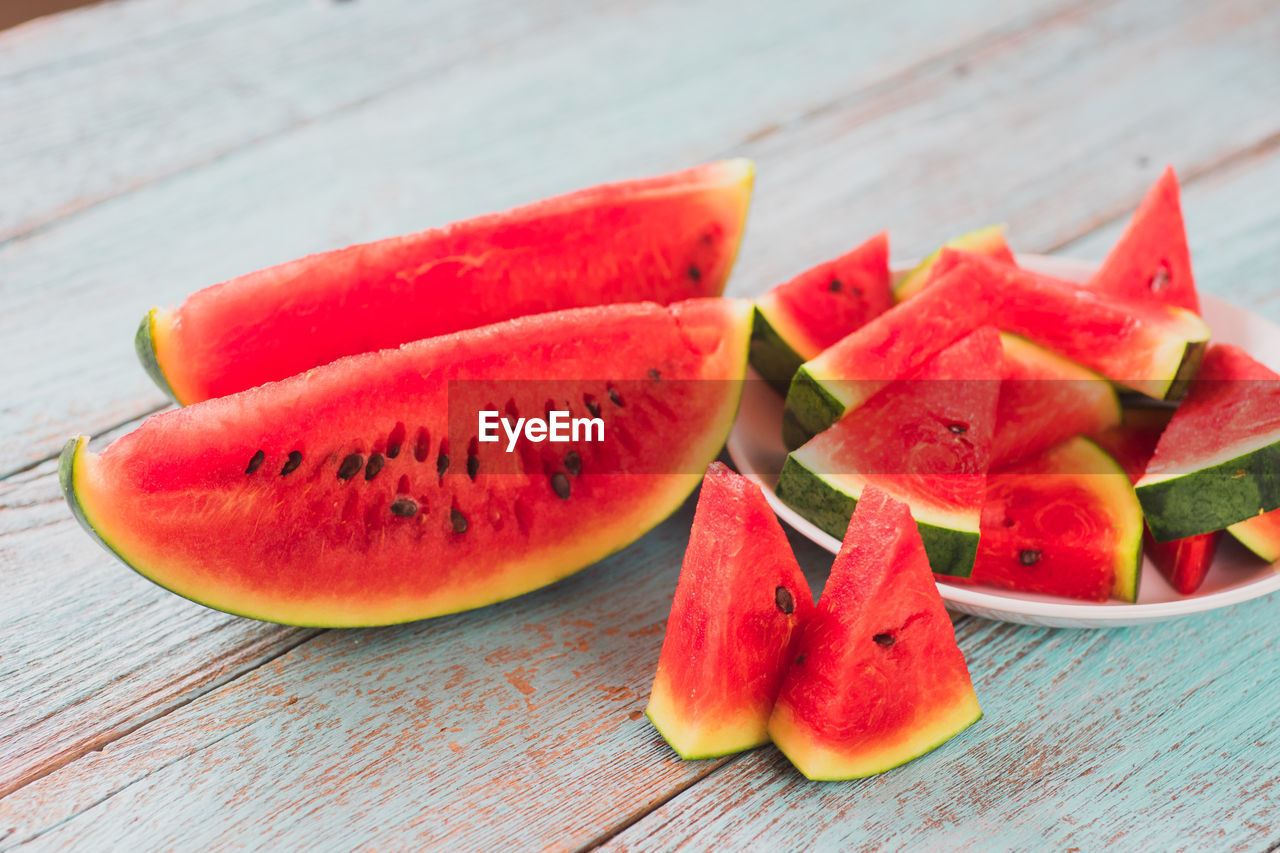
[[1, 0, 1278, 849]]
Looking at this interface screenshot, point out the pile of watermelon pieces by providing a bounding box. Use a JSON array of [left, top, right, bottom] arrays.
[[748, 168, 1280, 602]]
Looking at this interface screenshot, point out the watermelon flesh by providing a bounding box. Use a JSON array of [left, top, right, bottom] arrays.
[[1137, 344, 1280, 541], [948, 437, 1143, 602], [62, 299, 752, 627], [1092, 407, 1221, 594], [768, 486, 981, 781], [777, 326, 1002, 577], [893, 224, 1014, 302], [646, 462, 814, 759], [1229, 510, 1280, 563], [139, 160, 755, 404], [1086, 167, 1199, 314], [784, 251, 1208, 446], [750, 232, 892, 393]]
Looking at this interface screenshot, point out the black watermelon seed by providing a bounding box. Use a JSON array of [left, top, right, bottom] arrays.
[[337, 453, 364, 480], [280, 451, 303, 476], [774, 586, 795, 615], [551, 472, 571, 500], [948, 422, 968, 435], [648, 368, 661, 381], [364, 453, 384, 481], [451, 508, 468, 533], [437, 452, 450, 476], [467, 455, 479, 480], [828, 278, 842, 293], [795, 654, 806, 665], [387, 423, 406, 459], [688, 264, 702, 282], [584, 395, 602, 419], [565, 450, 582, 476], [1150, 265, 1171, 292], [608, 388, 623, 407], [245, 450, 265, 474], [390, 497, 418, 518], [1019, 549, 1042, 566], [873, 632, 896, 647]]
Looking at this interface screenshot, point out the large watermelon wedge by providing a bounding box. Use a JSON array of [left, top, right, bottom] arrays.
[[768, 486, 981, 781], [63, 299, 752, 627], [777, 326, 1002, 577], [1138, 344, 1280, 541], [749, 232, 891, 394], [138, 160, 754, 405], [783, 252, 1208, 446], [948, 437, 1143, 602], [1085, 167, 1199, 314], [646, 462, 813, 759], [892, 224, 1014, 302]]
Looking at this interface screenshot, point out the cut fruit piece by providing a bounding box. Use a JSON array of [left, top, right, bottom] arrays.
[[777, 327, 1002, 577], [783, 252, 1208, 447], [1137, 344, 1280, 541], [63, 299, 752, 627], [768, 486, 981, 781], [750, 233, 891, 394], [1086, 167, 1200, 315], [1093, 407, 1220, 594], [646, 462, 814, 759], [893, 224, 1015, 302], [947, 437, 1143, 602], [1229, 510, 1280, 562], [139, 160, 755, 404], [992, 333, 1121, 468]]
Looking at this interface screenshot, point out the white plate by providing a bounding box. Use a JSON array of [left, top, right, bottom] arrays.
[[727, 254, 1280, 628]]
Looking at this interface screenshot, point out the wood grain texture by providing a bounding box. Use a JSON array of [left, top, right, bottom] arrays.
[[0, 494, 834, 850], [601, 599, 1280, 851], [0, 0, 1077, 478], [0, 421, 318, 798]]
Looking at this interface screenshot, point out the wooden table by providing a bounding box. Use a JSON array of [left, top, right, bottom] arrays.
[[2, 0, 1278, 848]]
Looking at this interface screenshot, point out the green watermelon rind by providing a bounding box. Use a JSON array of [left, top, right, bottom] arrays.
[[134, 310, 182, 406], [1137, 438, 1280, 542], [781, 365, 846, 450], [749, 304, 808, 396], [775, 455, 980, 577]]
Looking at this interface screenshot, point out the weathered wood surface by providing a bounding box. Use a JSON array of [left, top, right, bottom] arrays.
[[1, 0, 1278, 848]]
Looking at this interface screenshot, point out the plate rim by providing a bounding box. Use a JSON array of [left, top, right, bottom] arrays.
[[726, 252, 1280, 628]]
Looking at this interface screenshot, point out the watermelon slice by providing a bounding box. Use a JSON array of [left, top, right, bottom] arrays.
[[1092, 407, 1221, 594], [138, 160, 755, 405], [1229, 510, 1280, 562], [62, 299, 752, 627], [1085, 167, 1199, 314], [893, 224, 1014, 302], [948, 437, 1143, 602], [768, 486, 981, 781], [1137, 344, 1280, 541], [992, 333, 1120, 468], [749, 232, 892, 393], [777, 326, 1002, 577], [783, 252, 1208, 446], [646, 462, 814, 759]]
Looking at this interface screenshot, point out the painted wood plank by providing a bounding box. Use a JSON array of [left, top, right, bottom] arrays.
[[0, 493, 836, 850], [0, 420, 319, 798], [0, 0, 1077, 478], [601, 594, 1280, 851]]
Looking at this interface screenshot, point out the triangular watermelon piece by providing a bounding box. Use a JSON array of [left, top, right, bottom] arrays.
[[750, 232, 892, 393], [646, 462, 814, 759], [1137, 344, 1280, 541], [1086, 167, 1200, 315], [778, 326, 1002, 577], [768, 486, 981, 781]]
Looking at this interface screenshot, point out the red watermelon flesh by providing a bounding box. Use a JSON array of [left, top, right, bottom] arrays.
[[949, 437, 1143, 602], [63, 299, 752, 627], [1086, 167, 1200, 314], [768, 486, 981, 781], [1229, 510, 1280, 563], [141, 160, 754, 404], [1092, 408, 1220, 594], [646, 462, 814, 759]]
